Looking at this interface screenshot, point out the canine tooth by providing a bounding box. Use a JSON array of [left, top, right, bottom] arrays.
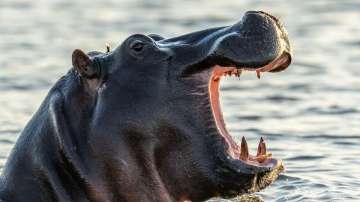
[[106, 43, 111, 53], [257, 138, 261, 156], [257, 137, 265, 156], [261, 141, 267, 155], [256, 70, 261, 79], [257, 137, 267, 157], [236, 69, 242, 78], [240, 136, 249, 160]]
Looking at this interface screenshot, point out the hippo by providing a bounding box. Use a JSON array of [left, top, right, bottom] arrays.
[[0, 11, 291, 202]]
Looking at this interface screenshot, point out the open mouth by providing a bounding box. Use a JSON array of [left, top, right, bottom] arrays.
[[208, 53, 290, 171]]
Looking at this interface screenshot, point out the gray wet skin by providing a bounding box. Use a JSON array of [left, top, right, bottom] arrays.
[[0, 11, 291, 201]]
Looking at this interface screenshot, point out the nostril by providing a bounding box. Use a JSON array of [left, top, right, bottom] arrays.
[[245, 10, 261, 15], [244, 10, 268, 17], [245, 10, 280, 22], [258, 11, 280, 23]]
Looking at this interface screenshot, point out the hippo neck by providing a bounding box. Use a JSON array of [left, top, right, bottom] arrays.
[[1, 71, 177, 201], [0, 72, 99, 201]]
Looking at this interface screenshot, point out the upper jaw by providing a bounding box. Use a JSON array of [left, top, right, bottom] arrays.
[[177, 11, 292, 78], [211, 11, 292, 71]]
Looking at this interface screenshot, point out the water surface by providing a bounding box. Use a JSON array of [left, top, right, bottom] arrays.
[[1, 0, 360, 201]]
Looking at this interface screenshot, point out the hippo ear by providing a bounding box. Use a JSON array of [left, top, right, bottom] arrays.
[[72, 49, 101, 91], [72, 49, 95, 78]]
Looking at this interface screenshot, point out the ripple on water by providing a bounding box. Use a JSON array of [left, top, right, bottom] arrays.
[[302, 134, 360, 140], [264, 95, 300, 103], [1, 0, 360, 201], [285, 155, 325, 161], [332, 140, 358, 146], [235, 115, 263, 121], [303, 106, 359, 115], [0, 139, 14, 144]]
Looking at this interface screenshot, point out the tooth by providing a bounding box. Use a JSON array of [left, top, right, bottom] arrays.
[[257, 137, 267, 156], [258, 137, 267, 156], [106, 43, 111, 53], [240, 136, 249, 160], [239, 69, 242, 76], [257, 137, 263, 156], [237, 69, 242, 78], [236, 70, 240, 77], [235, 69, 240, 78], [256, 70, 261, 79], [261, 142, 267, 155], [233, 69, 237, 76]]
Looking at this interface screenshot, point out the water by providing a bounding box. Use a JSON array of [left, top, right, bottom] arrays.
[[1, 0, 360, 201]]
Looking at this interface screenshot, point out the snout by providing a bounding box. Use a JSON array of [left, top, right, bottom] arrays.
[[164, 11, 292, 76], [211, 11, 292, 71]]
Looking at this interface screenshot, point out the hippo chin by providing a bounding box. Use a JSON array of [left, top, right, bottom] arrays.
[[0, 11, 291, 202]]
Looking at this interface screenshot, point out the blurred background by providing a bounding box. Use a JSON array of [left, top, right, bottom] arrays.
[[0, 0, 360, 201]]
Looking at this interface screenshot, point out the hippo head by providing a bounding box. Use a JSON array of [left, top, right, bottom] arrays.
[[71, 11, 291, 201]]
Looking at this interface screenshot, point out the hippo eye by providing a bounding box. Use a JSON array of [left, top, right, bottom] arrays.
[[130, 40, 145, 52]]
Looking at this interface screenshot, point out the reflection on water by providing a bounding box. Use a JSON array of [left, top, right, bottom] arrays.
[[1, 0, 360, 201]]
